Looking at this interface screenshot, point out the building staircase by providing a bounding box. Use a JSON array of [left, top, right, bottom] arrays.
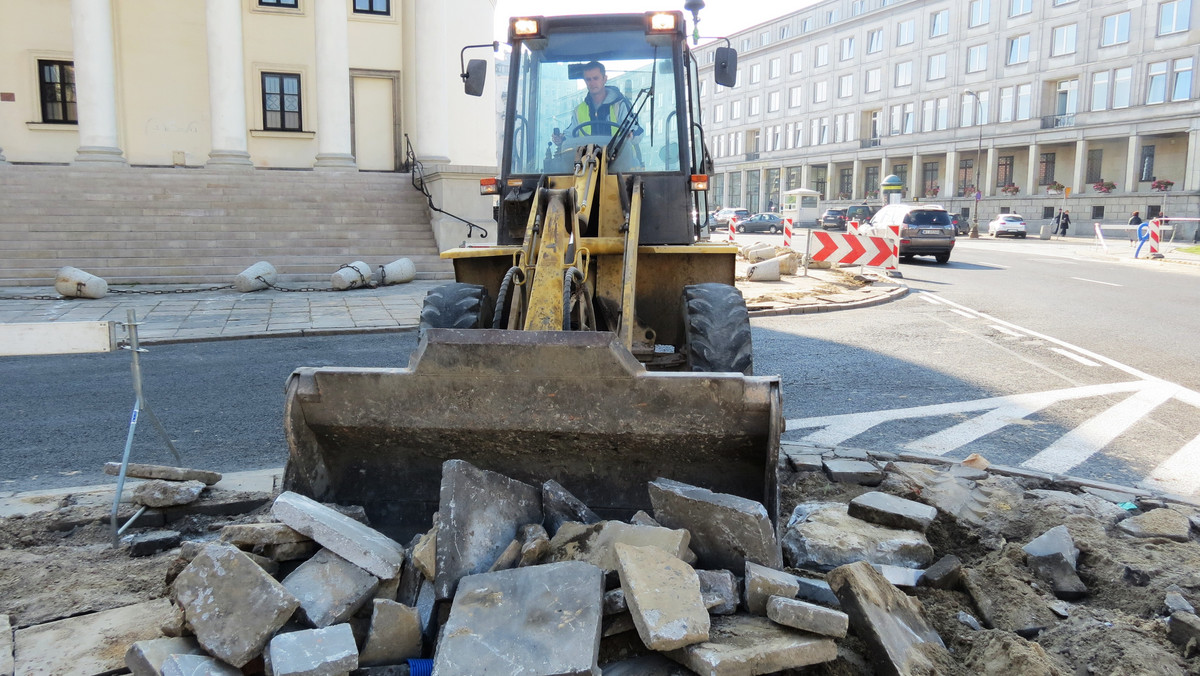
[[0, 165, 456, 286]]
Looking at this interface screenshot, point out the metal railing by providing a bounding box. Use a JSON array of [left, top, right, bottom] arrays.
[[1041, 114, 1075, 129], [861, 138, 881, 148]]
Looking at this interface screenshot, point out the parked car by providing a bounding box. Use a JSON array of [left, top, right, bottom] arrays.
[[845, 204, 879, 226], [713, 208, 752, 227], [820, 208, 848, 230], [735, 213, 786, 233], [950, 214, 970, 235], [863, 204, 956, 263], [987, 214, 1028, 238]]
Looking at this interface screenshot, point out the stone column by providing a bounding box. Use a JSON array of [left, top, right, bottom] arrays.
[[852, 158, 862, 200], [1072, 139, 1088, 195], [985, 147, 996, 197], [313, 0, 356, 170], [824, 161, 833, 200], [70, 0, 126, 164], [205, 0, 252, 168], [412, 1, 451, 162], [1026, 143, 1039, 193], [1125, 135, 1139, 191], [911, 153, 922, 197], [801, 164, 811, 192], [945, 150, 958, 198], [1184, 128, 1200, 192]]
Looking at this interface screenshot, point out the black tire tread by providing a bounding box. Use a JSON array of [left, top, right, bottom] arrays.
[[420, 283, 491, 331], [682, 283, 753, 375]]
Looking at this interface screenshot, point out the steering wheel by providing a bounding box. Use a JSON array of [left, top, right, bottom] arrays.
[[572, 120, 621, 137]]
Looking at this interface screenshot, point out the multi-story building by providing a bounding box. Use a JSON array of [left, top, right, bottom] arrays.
[[697, 0, 1200, 231]]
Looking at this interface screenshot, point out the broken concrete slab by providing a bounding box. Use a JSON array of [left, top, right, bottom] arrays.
[[105, 461, 222, 485], [1117, 508, 1192, 541], [161, 654, 242, 676], [822, 459, 884, 486], [648, 478, 782, 571], [766, 596, 849, 638], [1027, 553, 1088, 601], [782, 502, 934, 571], [919, 555, 962, 590], [828, 561, 947, 676], [1, 615, 11, 676], [1022, 524, 1081, 569], [961, 567, 1055, 637], [13, 599, 176, 676], [543, 479, 601, 536], [697, 569, 739, 615], [1166, 591, 1196, 615], [786, 453, 824, 473], [126, 529, 181, 557], [1024, 489, 1129, 527], [260, 540, 319, 562], [282, 548, 380, 627], [1168, 611, 1200, 647], [744, 561, 801, 615], [795, 576, 841, 607], [173, 544, 300, 667], [549, 520, 690, 572], [411, 525, 436, 581], [666, 614, 837, 675], [872, 564, 923, 589], [132, 479, 206, 508], [125, 636, 207, 676], [220, 522, 310, 546], [433, 561, 603, 676], [358, 600, 422, 667], [268, 623, 358, 676], [1082, 485, 1137, 505], [434, 460, 542, 600], [888, 462, 1023, 529], [272, 491, 406, 580], [519, 523, 550, 567], [616, 542, 709, 651], [848, 491, 938, 532], [487, 539, 522, 572]]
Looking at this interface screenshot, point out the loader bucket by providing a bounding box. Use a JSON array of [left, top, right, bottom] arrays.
[[283, 329, 782, 542]]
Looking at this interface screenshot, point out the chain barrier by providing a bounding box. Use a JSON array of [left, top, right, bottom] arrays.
[[0, 284, 235, 301], [252, 275, 342, 293]]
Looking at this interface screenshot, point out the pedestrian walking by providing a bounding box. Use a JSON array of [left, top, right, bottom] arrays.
[[1129, 211, 1143, 226], [1058, 209, 1071, 237]]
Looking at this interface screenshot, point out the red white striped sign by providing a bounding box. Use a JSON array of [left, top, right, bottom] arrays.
[[783, 218, 793, 248], [810, 231, 896, 268]]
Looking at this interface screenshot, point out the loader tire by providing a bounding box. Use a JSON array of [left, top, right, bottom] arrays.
[[420, 283, 492, 332], [681, 283, 753, 375]]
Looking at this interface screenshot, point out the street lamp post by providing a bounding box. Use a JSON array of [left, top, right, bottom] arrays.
[[964, 89, 983, 239]]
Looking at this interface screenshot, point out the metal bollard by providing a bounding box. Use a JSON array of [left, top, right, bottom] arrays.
[[55, 266, 108, 299]]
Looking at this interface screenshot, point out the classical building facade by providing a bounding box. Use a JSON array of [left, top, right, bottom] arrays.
[[697, 0, 1200, 229]]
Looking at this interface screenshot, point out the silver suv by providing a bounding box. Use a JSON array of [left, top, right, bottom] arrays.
[[713, 208, 751, 226], [864, 204, 956, 264]]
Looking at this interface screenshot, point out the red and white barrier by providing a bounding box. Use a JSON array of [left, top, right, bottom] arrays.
[[809, 231, 896, 268], [1148, 218, 1162, 257], [847, 219, 860, 235], [783, 218, 793, 248], [728, 217, 737, 243], [884, 224, 901, 272]]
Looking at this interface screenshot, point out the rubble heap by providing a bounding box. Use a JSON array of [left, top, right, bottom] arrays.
[[2, 443, 1200, 675]]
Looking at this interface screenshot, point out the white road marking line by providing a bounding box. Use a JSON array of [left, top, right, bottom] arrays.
[[1020, 382, 1180, 474], [1071, 277, 1122, 287], [974, 262, 1009, 269], [949, 308, 977, 319], [989, 324, 1026, 338], [1141, 432, 1200, 495], [789, 381, 1148, 447], [903, 390, 1070, 455], [1048, 347, 1101, 367], [917, 293, 944, 305]]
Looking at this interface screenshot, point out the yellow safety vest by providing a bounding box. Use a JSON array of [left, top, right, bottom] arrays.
[[575, 99, 621, 136]]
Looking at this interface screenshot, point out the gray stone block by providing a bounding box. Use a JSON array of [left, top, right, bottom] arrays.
[[872, 563, 924, 589], [629, 510, 660, 527], [549, 520, 690, 572], [603, 588, 628, 616], [795, 576, 841, 607], [126, 636, 207, 676], [1168, 611, 1200, 647], [14, 599, 178, 676], [616, 543, 709, 651], [359, 599, 422, 667], [649, 478, 782, 572], [543, 479, 601, 536], [785, 453, 824, 472], [105, 461, 222, 485], [766, 596, 849, 638], [828, 561, 947, 675], [666, 614, 837, 674], [127, 529, 182, 557], [919, 555, 962, 590], [1, 615, 12, 676], [961, 568, 1054, 637], [411, 525, 436, 581], [268, 624, 358, 676], [1117, 508, 1193, 541], [1022, 524, 1080, 568], [272, 491, 406, 579], [173, 544, 299, 667], [1027, 553, 1087, 601], [957, 611, 983, 631], [782, 502, 934, 571], [433, 561, 604, 676], [822, 459, 884, 485], [519, 524, 551, 567], [848, 491, 938, 532], [132, 479, 206, 508], [487, 539, 522, 572], [697, 569, 739, 615], [831, 446, 870, 460], [744, 561, 800, 615], [434, 460, 542, 600], [1166, 591, 1196, 615], [220, 522, 310, 546], [161, 654, 242, 676], [282, 548, 380, 627]]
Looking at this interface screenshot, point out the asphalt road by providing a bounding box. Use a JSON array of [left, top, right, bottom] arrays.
[[3, 236, 1197, 496]]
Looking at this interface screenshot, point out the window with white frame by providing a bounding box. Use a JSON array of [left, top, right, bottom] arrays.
[[1008, 35, 1030, 64], [813, 81, 829, 103], [903, 102, 914, 133], [867, 67, 881, 92], [353, 0, 390, 15], [928, 53, 947, 80], [760, 30, 770, 46], [1010, 0, 1032, 17], [936, 97, 948, 129], [1055, 79, 1078, 115], [741, 38, 752, 51], [839, 74, 853, 98], [835, 114, 845, 142], [768, 90, 780, 112], [890, 105, 902, 134], [1113, 66, 1132, 107], [1053, 0, 1077, 5], [780, 25, 792, 40], [801, 17, 813, 32], [750, 63, 761, 84], [852, 0, 867, 16], [1051, 24, 1077, 56], [789, 86, 803, 107], [1091, 71, 1110, 110], [700, 80, 707, 98], [967, 45, 988, 73], [999, 86, 1014, 121], [714, 104, 724, 122], [1101, 12, 1130, 46], [790, 52, 803, 73], [897, 19, 915, 45], [867, 29, 883, 53], [785, 122, 795, 148], [896, 61, 913, 87], [969, 0, 990, 27], [731, 99, 742, 119], [1148, 61, 1168, 103], [770, 125, 782, 150], [930, 10, 949, 37], [827, 8, 840, 23], [815, 44, 829, 66], [962, 90, 989, 124], [921, 100, 936, 132], [840, 37, 855, 60], [1159, 0, 1191, 35], [1173, 57, 1193, 100], [793, 122, 804, 147], [1016, 83, 1031, 119], [769, 58, 780, 79]]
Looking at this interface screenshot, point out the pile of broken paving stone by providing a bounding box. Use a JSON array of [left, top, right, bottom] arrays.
[[6, 441, 1200, 675]]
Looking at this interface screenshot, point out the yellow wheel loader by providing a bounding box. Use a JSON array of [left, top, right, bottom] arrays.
[[283, 11, 783, 541]]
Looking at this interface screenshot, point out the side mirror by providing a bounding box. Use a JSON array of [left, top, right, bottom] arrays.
[[714, 47, 737, 87], [463, 58, 487, 97]]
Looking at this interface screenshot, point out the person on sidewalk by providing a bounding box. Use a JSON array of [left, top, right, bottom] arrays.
[[1129, 211, 1143, 226], [1058, 209, 1071, 237], [1051, 210, 1061, 238]]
